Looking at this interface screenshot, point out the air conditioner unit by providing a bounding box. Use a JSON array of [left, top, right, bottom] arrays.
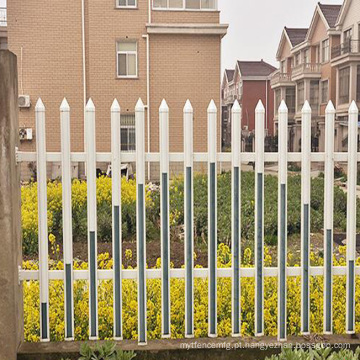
[[18, 95, 31, 108], [19, 127, 33, 141]]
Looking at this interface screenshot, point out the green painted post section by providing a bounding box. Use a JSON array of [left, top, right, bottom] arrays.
[[325, 229, 332, 332], [114, 205, 122, 338], [138, 184, 146, 344], [65, 264, 73, 338], [89, 231, 97, 338], [256, 173, 263, 334], [302, 204, 309, 333], [233, 167, 240, 334], [161, 173, 170, 336], [279, 184, 286, 340], [348, 260, 355, 332], [185, 167, 193, 337], [209, 163, 216, 335]]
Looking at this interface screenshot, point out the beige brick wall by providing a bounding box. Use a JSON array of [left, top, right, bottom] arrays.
[[8, 0, 223, 177]]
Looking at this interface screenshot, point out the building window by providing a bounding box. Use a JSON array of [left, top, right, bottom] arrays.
[[344, 28, 353, 41], [275, 89, 281, 115], [295, 53, 301, 66], [339, 67, 350, 104], [357, 66, 360, 102], [304, 49, 309, 64], [117, 42, 137, 78], [310, 80, 319, 112], [321, 80, 329, 104], [322, 39, 329, 62], [153, 0, 216, 10], [118, 0, 137, 7], [297, 81, 304, 111], [121, 114, 136, 151], [286, 87, 296, 114]]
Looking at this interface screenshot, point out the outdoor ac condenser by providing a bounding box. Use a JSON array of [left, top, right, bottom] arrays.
[[18, 95, 31, 108]]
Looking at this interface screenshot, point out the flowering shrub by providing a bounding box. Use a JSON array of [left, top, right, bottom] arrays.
[[21, 173, 356, 255], [23, 244, 360, 342]]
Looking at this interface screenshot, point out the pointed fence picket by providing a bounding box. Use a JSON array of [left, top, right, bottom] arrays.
[[24, 97, 360, 344]]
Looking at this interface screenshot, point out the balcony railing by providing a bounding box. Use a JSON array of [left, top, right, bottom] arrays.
[[331, 40, 360, 58], [0, 7, 6, 27], [291, 63, 321, 79], [270, 71, 292, 87]]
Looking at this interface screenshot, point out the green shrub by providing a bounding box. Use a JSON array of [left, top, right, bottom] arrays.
[[21, 172, 355, 255]]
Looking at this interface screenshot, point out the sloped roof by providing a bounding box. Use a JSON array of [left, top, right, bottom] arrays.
[[318, 3, 342, 28], [225, 69, 235, 82], [284, 27, 308, 46], [236, 60, 277, 77]]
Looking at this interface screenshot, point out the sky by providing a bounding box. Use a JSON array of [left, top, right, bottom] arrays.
[[219, 0, 343, 71]]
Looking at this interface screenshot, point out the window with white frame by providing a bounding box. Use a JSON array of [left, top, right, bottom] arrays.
[[117, 41, 137, 78], [339, 67, 350, 104], [321, 80, 329, 104], [121, 114, 136, 151], [153, 0, 216, 10], [117, 0, 137, 7], [297, 81, 304, 111], [304, 49, 309, 64], [322, 39, 329, 62]]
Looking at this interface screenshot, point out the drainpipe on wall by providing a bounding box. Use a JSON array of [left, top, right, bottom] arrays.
[[82, 0, 87, 152], [142, 34, 150, 181], [144, 0, 151, 180], [265, 78, 268, 135]]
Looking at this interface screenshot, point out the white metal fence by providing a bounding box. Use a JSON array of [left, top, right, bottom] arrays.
[[17, 97, 360, 344]]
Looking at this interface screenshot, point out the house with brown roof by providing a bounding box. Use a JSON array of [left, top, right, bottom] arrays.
[[331, 0, 360, 150], [271, 2, 343, 152], [221, 60, 276, 150]]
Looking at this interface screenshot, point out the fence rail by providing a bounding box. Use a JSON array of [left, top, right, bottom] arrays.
[[18, 96, 360, 344]]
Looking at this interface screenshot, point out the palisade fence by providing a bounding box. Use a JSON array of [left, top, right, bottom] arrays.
[[17, 96, 360, 345]]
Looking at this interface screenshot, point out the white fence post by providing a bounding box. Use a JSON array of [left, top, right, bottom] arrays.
[[111, 99, 122, 340], [35, 98, 50, 342], [136, 98, 147, 345], [346, 101, 359, 334], [278, 100, 288, 342], [159, 99, 171, 338], [60, 98, 74, 341], [255, 100, 265, 337], [231, 100, 241, 337], [85, 98, 98, 340], [208, 99, 217, 338], [324, 101, 335, 334], [184, 100, 194, 338], [301, 101, 311, 335]]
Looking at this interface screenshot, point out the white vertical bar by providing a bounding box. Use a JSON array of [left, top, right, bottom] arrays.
[[324, 101, 335, 334], [208, 99, 217, 338], [301, 101, 311, 335], [159, 99, 171, 338], [111, 99, 122, 340], [36, 98, 50, 342], [231, 100, 241, 337], [136, 98, 147, 345], [85, 98, 98, 340], [278, 100, 288, 341], [60, 98, 74, 341], [255, 100, 265, 337], [184, 100, 194, 338], [346, 101, 358, 334]]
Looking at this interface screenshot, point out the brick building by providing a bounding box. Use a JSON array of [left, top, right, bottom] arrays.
[[7, 0, 227, 178], [221, 60, 276, 150]]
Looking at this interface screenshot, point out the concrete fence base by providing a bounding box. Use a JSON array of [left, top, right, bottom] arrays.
[[0, 50, 22, 360], [17, 335, 360, 360]]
